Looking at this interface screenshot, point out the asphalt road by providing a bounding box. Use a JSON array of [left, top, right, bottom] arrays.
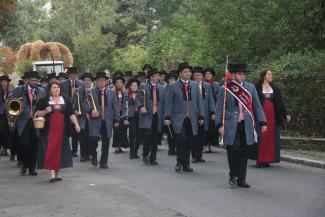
[[0, 142, 324, 217]]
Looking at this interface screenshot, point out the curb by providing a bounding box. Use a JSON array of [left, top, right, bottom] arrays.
[[281, 155, 325, 169]]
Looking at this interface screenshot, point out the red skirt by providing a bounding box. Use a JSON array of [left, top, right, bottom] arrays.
[[258, 100, 276, 163], [44, 111, 64, 170]]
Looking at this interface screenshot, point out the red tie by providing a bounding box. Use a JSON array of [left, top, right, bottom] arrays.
[[71, 81, 76, 95], [101, 90, 105, 119], [184, 82, 190, 117], [28, 89, 34, 118], [238, 103, 244, 122], [3, 89, 7, 101], [117, 91, 122, 111], [152, 86, 157, 114]]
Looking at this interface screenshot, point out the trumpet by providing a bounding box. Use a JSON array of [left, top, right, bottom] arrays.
[[86, 92, 98, 114], [72, 90, 81, 114], [7, 98, 23, 129]]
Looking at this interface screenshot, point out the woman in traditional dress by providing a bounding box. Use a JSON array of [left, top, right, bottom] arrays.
[[35, 80, 80, 182], [112, 76, 129, 153], [254, 69, 290, 167]]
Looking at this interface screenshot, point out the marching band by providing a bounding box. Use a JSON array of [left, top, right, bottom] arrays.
[[0, 61, 289, 189]]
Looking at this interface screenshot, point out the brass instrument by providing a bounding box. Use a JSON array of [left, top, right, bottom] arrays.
[[72, 90, 81, 114], [7, 98, 23, 129], [86, 92, 98, 113], [141, 89, 146, 109]]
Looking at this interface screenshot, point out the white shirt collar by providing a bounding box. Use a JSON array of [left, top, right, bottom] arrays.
[[27, 85, 34, 91], [181, 79, 189, 84]]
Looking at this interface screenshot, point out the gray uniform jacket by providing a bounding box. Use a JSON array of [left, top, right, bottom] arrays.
[[88, 87, 120, 138], [135, 82, 165, 132], [164, 80, 205, 135], [215, 82, 266, 146], [9, 85, 45, 135]]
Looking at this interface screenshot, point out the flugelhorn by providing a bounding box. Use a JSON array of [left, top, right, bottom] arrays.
[[86, 92, 98, 113], [72, 90, 81, 114], [7, 98, 23, 129]]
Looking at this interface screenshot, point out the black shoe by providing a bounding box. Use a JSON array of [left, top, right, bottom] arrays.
[[29, 168, 38, 176], [16, 161, 22, 168], [143, 156, 149, 165], [80, 157, 86, 162], [183, 167, 194, 172], [229, 176, 238, 188], [263, 163, 271, 168], [238, 182, 251, 188], [92, 159, 98, 166], [20, 167, 26, 175], [175, 162, 182, 172], [149, 161, 158, 165], [49, 178, 56, 183], [100, 164, 108, 169], [55, 177, 63, 181], [10, 155, 15, 161], [197, 158, 205, 163], [256, 162, 263, 168], [191, 159, 198, 163]]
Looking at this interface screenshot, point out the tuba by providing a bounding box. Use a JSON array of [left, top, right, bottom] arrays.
[[7, 98, 23, 129]]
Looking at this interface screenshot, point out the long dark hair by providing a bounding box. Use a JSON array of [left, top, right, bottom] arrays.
[[257, 68, 272, 85], [45, 79, 62, 99]]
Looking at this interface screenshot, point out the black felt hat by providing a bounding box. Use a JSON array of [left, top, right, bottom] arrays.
[[17, 80, 25, 86], [193, 67, 205, 74], [0, 75, 11, 82], [158, 70, 167, 76], [137, 71, 146, 78], [126, 77, 140, 88], [26, 71, 41, 79], [228, 62, 249, 73], [204, 68, 216, 76], [113, 70, 124, 78], [47, 72, 57, 81], [146, 68, 159, 79], [113, 75, 125, 84], [124, 71, 133, 77], [95, 71, 109, 80], [177, 62, 193, 74], [66, 66, 78, 74], [80, 72, 94, 81], [167, 70, 178, 80], [58, 72, 68, 79]]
